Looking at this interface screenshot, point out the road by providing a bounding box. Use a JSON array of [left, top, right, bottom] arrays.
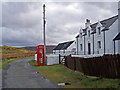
[[2, 58, 60, 88]]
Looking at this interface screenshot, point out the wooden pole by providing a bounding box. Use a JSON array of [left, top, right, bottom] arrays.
[[43, 4, 46, 64]]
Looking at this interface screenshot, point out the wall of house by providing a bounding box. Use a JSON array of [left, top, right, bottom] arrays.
[[78, 37, 81, 54], [53, 42, 76, 55], [75, 39, 77, 54], [75, 37, 79, 55], [79, 35, 84, 55], [76, 37, 82, 55], [53, 50, 60, 54], [105, 20, 118, 54], [67, 41, 76, 54], [119, 1, 120, 33], [76, 18, 119, 55], [76, 36, 83, 55], [118, 1, 120, 54], [118, 40, 120, 54], [94, 23, 104, 55], [53, 50, 63, 54], [85, 30, 93, 55], [60, 50, 65, 54], [53, 50, 55, 54], [78, 22, 105, 55], [76, 32, 86, 55]]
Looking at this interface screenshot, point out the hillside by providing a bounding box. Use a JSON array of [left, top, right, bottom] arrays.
[[1, 45, 36, 60], [2, 45, 28, 54]]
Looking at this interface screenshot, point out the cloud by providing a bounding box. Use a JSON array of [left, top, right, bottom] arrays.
[[2, 2, 118, 46], [2, 27, 43, 46], [2, 2, 43, 29]]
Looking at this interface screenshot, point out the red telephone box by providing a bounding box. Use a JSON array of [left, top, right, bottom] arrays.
[[37, 45, 45, 66]]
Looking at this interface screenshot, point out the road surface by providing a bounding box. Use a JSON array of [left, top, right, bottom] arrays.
[[2, 58, 59, 88]]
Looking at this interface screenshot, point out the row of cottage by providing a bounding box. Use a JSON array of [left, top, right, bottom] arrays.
[[53, 3, 120, 56]]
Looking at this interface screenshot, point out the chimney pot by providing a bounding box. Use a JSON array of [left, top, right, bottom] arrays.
[[86, 19, 90, 23]]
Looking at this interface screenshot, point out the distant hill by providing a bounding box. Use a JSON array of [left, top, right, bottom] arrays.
[[46, 45, 56, 53], [22, 45, 56, 53], [22, 46, 37, 51]]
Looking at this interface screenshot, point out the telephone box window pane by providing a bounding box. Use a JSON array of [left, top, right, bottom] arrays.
[[39, 49, 43, 64]]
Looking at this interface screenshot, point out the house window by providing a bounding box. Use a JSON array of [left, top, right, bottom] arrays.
[[98, 27, 101, 35], [80, 44, 82, 51], [80, 33, 82, 38], [88, 30, 90, 37], [98, 41, 101, 49], [63, 50, 65, 53]]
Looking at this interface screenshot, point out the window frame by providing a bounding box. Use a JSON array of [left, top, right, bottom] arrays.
[[80, 44, 82, 51], [98, 41, 101, 49], [88, 30, 90, 37], [98, 27, 101, 35], [80, 33, 82, 38]]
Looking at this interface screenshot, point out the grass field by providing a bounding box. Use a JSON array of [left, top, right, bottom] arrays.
[[29, 60, 120, 88]]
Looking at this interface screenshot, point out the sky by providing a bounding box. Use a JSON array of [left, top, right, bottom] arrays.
[[1, 1, 119, 47]]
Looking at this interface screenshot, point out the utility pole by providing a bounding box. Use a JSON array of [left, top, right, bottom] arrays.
[[43, 4, 46, 64]]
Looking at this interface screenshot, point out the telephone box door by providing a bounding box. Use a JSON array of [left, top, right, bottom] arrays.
[[37, 45, 45, 66]]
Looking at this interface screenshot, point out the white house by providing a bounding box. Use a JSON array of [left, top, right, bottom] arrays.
[[75, 4, 120, 55], [53, 41, 76, 55]]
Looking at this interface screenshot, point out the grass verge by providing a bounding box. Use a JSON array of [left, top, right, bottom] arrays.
[[29, 60, 120, 88]]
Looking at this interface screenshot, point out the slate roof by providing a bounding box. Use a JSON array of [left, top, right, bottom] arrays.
[[53, 41, 74, 50], [75, 34, 79, 38], [76, 15, 118, 38], [90, 15, 118, 32], [113, 32, 120, 41]]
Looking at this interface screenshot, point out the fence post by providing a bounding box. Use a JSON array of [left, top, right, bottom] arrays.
[[74, 57, 76, 71], [59, 54, 61, 64], [65, 56, 68, 67]]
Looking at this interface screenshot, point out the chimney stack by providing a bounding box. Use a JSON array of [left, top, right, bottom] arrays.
[[85, 19, 91, 28], [86, 19, 90, 23]]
